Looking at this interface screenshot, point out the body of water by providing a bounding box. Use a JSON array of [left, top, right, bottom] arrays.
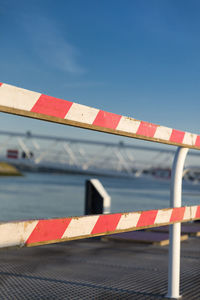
[[0, 172, 200, 222]]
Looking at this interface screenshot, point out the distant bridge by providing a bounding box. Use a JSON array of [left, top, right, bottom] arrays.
[[0, 130, 199, 178]]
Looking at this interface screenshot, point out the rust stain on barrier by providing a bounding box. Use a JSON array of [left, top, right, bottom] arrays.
[[123, 213, 129, 218], [73, 216, 81, 220], [23, 220, 33, 230]]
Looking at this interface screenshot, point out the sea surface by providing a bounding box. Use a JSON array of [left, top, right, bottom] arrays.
[[0, 172, 200, 222]]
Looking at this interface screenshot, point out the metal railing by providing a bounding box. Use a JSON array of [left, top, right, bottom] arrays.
[[0, 82, 200, 299]]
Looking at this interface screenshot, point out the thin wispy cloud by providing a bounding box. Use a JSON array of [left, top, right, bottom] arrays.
[[21, 14, 85, 74], [64, 81, 105, 88]]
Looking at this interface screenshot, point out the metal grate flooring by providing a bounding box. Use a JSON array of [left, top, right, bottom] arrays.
[[0, 236, 199, 299]]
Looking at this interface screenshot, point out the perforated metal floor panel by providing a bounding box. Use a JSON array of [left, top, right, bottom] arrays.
[[0, 236, 199, 299]]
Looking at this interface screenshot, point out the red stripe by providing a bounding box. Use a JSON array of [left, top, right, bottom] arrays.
[[170, 207, 185, 222], [26, 218, 71, 245], [93, 110, 121, 130], [170, 129, 185, 144], [136, 210, 158, 227], [0, 83, 2, 87], [91, 214, 122, 235], [195, 136, 200, 147], [195, 206, 200, 219], [136, 121, 157, 138], [31, 95, 73, 119]]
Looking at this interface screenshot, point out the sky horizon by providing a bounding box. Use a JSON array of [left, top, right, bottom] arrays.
[[1, 0, 200, 149]]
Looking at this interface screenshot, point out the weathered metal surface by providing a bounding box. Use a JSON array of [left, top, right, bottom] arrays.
[[0, 236, 199, 299]]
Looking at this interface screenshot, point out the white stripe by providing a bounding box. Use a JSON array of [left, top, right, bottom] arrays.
[[116, 213, 141, 230], [0, 221, 38, 248], [65, 103, 99, 124], [154, 209, 172, 224], [90, 179, 111, 213], [154, 126, 172, 141], [0, 84, 41, 111], [182, 132, 197, 146], [191, 206, 197, 219], [183, 207, 191, 220], [116, 116, 140, 134], [62, 215, 99, 238]]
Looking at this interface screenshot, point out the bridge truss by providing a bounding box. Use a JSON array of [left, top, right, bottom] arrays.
[[0, 130, 199, 178]]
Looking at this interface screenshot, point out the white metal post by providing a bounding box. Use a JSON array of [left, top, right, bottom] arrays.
[[166, 147, 189, 299]]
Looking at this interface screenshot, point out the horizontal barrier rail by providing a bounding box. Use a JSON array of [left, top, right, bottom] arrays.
[[1, 205, 200, 249], [0, 83, 200, 150]]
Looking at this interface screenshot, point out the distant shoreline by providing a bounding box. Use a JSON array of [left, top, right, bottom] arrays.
[[0, 162, 22, 176]]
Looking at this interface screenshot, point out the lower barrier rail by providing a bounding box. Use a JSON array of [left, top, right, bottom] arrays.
[[1, 205, 200, 248]]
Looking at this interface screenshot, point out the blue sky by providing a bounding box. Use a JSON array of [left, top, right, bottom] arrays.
[[1, 0, 200, 146]]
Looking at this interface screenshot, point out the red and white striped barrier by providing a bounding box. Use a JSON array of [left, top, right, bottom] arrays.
[[1, 205, 199, 248], [1, 82, 199, 298], [0, 83, 200, 149]]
